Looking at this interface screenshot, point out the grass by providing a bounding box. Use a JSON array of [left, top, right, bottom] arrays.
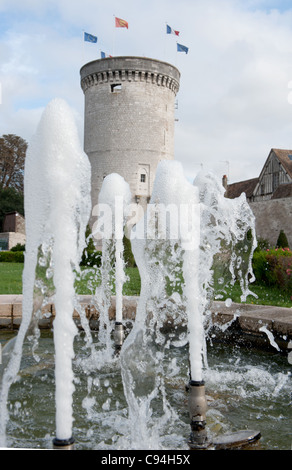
[[0, 262, 23, 294], [0, 262, 291, 308], [216, 281, 292, 308], [0, 262, 141, 297], [74, 266, 141, 296]]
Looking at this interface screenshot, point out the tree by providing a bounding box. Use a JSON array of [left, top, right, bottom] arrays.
[[276, 230, 289, 249], [0, 186, 24, 231], [0, 134, 27, 192]]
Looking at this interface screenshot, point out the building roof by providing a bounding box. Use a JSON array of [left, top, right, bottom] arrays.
[[225, 148, 292, 200], [271, 182, 292, 199], [270, 148, 292, 179], [225, 177, 258, 199]]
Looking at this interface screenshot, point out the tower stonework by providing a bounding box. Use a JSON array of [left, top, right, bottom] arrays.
[[80, 56, 180, 212]]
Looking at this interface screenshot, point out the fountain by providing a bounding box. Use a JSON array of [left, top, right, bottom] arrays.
[[120, 160, 260, 450], [92, 173, 132, 356], [1, 98, 290, 451], [0, 98, 91, 449]]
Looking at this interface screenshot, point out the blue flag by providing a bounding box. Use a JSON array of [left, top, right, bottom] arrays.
[[84, 32, 98, 43], [177, 43, 188, 54]]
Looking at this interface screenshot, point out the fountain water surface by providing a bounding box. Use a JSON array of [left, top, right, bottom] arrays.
[[0, 98, 288, 450]]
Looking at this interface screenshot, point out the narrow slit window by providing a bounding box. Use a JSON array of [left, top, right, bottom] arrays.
[[140, 174, 146, 183], [111, 83, 122, 93]]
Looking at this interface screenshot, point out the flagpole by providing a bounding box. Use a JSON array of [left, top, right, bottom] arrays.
[[113, 14, 116, 56], [82, 29, 85, 64], [164, 22, 167, 61]]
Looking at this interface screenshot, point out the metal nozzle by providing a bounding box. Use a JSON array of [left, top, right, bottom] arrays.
[[113, 322, 124, 353], [188, 380, 209, 449], [188, 380, 208, 426], [52, 436, 75, 450]]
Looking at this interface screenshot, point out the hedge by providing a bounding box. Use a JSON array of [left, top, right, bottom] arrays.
[[0, 249, 102, 266], [0, 251, 24, 262], [252, 247, 292, 291]]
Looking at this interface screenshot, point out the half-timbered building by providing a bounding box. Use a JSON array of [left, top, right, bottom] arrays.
[[225, 149, 292, 247]]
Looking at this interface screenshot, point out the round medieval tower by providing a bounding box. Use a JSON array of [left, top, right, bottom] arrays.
[[80, 56, 180, 212]]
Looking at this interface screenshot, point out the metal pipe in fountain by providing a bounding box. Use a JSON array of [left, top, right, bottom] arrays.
[[187, 380, 261, 450], [114, 321, 125, 354], [188, 380, 209, 449], [52, 437, 75, 450]]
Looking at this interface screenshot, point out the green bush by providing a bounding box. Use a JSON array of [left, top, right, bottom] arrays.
[[10, 243, 25, 252], [80, 249, 102, 267], [0, 251, 24, 262], [254, 237, 270, 252], [276, 230, 289, 249], [252, 247, 292, 291]]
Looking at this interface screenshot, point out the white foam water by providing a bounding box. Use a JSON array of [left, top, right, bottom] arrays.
[[0, 98, 91, 445], [120, 160, 257, 446], [97, 173, 132, 324], [0, 133, 257, 449], [91, 173, 131, 361]]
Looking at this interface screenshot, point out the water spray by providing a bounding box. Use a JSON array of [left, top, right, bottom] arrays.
[[96, 174, 131, 358]]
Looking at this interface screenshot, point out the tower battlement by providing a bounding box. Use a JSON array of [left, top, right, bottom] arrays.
[[81, 56, 180, 95]]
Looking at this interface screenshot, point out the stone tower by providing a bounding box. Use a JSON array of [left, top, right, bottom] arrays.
[[80, 56, 180, 212]]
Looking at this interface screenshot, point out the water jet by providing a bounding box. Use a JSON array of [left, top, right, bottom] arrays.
[[1, 99, 290, 450]]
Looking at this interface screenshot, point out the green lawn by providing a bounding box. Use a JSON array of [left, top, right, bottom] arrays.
[[0, 262, 292, 308], [0, 262, 23, 294], [216, 281, 292, 308], [0, 262, 141, 297]]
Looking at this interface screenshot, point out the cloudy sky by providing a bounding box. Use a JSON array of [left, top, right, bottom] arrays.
[[2, 0, 292, 184]]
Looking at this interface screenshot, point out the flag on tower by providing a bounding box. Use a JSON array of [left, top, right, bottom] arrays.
[[177, 43, 189, 54], [101, 51, 112, 58], [166, 24, 179, 36], [115, 17, 129, 29], [84, 32, 98, 43]]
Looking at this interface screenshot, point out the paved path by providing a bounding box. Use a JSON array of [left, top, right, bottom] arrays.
[[0, 294, 291, 351]]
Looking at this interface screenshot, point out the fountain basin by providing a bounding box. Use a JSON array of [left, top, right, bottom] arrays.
[[1, 295, 291, 352], [0, 329, 290, 450]]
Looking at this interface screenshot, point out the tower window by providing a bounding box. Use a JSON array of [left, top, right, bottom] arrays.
[[140, 174, 146, 183], [111, 83, 122, 93]]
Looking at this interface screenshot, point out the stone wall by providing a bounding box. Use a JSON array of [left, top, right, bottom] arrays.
[[0, 232, 26, 250], [250, 198, 292, 247]]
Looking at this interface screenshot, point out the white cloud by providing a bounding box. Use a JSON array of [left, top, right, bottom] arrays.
[[1, 0, 292, 184]]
